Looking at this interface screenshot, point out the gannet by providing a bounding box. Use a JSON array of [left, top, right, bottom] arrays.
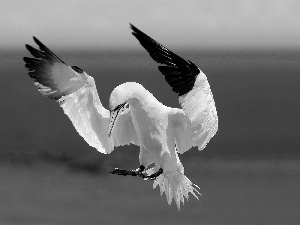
[[109, 25, 218, 209], [23, 24, 218, 210]]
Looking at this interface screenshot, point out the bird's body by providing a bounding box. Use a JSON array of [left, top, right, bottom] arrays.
[[23, 24, 218, 210], [111, 82, 182, 173], [110, 82, 202, 208]]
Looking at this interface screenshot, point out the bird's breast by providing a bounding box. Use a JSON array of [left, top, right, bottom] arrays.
[[130, 99, 169, 150]]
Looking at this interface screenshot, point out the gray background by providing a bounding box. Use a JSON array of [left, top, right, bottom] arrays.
[[0, 1, 300, 224]]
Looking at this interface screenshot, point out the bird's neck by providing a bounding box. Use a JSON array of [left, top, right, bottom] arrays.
[[128, 88, 159, 110]]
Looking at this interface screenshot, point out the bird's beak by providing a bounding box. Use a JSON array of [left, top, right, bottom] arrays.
[[108, 102, 127, 137]]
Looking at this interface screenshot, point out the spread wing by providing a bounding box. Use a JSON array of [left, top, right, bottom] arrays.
[[24, 37, 139, 154], [130, 24, 218, 153]]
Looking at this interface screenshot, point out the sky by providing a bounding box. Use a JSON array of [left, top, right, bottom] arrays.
[[1, 0, 300, 50]]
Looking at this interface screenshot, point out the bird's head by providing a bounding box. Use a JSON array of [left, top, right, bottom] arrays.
[[108, 82, 145, 137]]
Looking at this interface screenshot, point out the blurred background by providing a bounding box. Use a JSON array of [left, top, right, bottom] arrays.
[[0, 0, 300, 224]]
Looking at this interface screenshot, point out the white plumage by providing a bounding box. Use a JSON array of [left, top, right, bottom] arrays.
[[58, 75, 139, 154], [23, 24, 218, 210]]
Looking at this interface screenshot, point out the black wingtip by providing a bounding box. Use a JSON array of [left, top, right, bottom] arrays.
[[25, 44, 31, 51], [23, 56, 31, 63], [130, 24, 147, 38], [132, 24, 147, 34], [22, 56, 28, 63], [33, 36, 40, 44], [129, 23, 135, 30], [30, 36, 65, 64], [32, 36, 45, 50], [25, 44, 35, 51], [130, 23, 138, 32], [130, 25, 200, 97], [25, 43, 45, 58]]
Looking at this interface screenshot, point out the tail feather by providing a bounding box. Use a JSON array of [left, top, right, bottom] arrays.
[[149, 168, 200, 210]]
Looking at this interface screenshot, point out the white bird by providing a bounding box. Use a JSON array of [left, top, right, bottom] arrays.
[[23, 24, 218, 210]]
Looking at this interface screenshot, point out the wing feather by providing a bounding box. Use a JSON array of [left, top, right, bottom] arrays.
[[58, 77, 114, 153], [131, 25, 218, 153], [24, 37, 139, 153], [130, 24, 199, 96], [173, 71, 218, 153], [110, 109, 140, 147], [24, 37, 84, 100]]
